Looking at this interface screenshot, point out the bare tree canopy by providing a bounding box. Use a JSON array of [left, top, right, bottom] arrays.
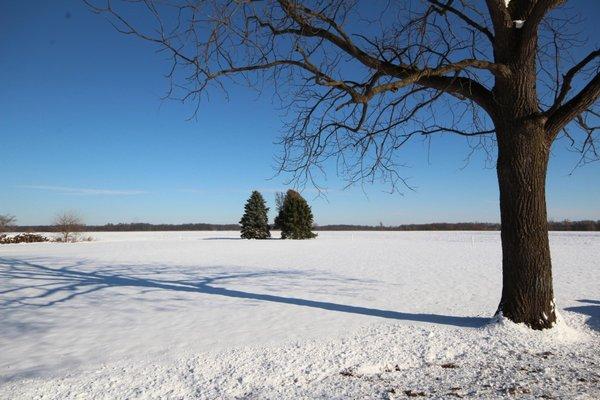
[[86, 0, 598, 187], [86, 0, 599, 330], [0, 214, 17, 233]]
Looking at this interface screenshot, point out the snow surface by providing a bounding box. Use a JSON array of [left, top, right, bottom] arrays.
[[1, 231, 598, 399]]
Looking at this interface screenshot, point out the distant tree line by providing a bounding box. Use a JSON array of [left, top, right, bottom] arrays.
[[548, 220, 600, 231], [315, 223, 503, 231], [11, 222, 240, 232], [317, 221, 600, 231], [10, 220, 600, 232]]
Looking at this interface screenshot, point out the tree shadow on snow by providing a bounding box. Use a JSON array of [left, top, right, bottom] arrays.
[[0, 257, 488, 329], [565, 299, 600, 331], [201, 237, 244, 240], [202, 237, 282, 240]]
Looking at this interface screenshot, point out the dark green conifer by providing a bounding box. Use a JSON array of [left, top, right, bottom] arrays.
[[276, 190, 317, 239], [240, 191, 270, 239]]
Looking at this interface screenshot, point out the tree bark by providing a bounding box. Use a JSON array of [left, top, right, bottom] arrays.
[[495, 121, 556, 329]]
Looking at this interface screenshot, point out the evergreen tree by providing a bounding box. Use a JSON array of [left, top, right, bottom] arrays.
[[239, 191, 270, 239], [276, 190, 317, 239]]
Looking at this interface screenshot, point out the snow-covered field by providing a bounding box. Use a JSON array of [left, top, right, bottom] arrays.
[[1, 231, 598, 399]]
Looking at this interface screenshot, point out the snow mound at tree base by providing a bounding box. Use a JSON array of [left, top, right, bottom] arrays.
[[3, 311, 598, 400], [489, 310, 587, 343]]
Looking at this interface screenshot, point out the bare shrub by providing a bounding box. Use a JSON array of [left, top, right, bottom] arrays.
[[54, 212, 84, 243]]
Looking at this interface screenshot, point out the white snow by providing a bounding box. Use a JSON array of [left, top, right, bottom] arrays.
[[1, 231, 598, 399], [514, 20, 525, 28]]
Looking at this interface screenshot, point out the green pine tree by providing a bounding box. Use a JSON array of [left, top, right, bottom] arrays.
[[276, 190, 317, 239], [240, 191, 271, 239]]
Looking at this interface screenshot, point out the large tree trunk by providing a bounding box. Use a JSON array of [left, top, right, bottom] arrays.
[[496, 122, 556, 329]]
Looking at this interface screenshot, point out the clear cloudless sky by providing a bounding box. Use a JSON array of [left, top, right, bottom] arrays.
[[1, 0, 599, 226]]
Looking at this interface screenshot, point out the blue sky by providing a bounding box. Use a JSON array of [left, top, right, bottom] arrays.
[[1, 0, 599, 226]]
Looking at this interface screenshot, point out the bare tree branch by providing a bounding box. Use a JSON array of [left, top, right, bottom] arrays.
[[547, 49, 600, 114], [84, 0, 598, 187], [546, 72, 600, 139], [427, 0, 495, 43]]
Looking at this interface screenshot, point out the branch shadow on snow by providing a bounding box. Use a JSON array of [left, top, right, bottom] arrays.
[[565, 299, 600, 331], [0, 257, 488, 329]]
